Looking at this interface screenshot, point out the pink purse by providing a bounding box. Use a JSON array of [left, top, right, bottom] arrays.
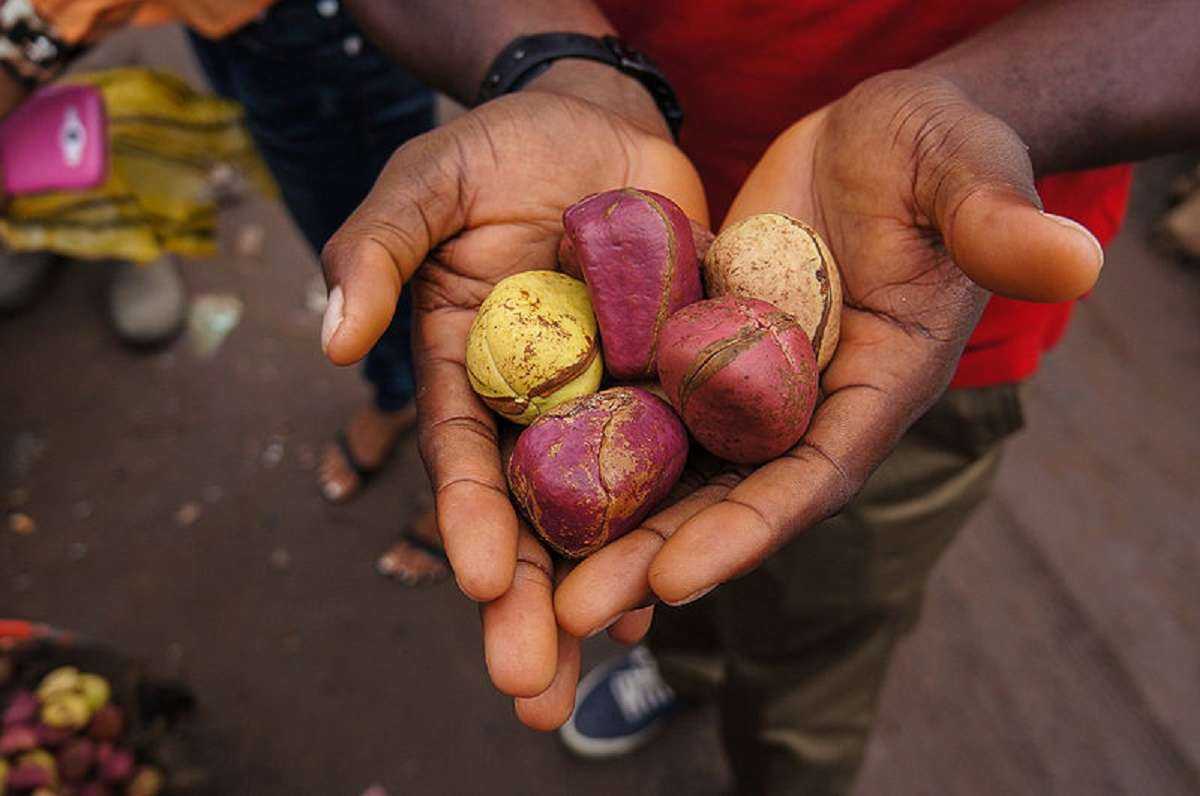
[[0, 83, 107, 196]]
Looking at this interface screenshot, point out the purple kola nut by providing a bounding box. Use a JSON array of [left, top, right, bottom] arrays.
[[94, 741, 114, 765], [563, 188, 702, 380], [3, 689, 38, 725], [657, 296, 820, 464], [98, 747, 134, 783], [507, 387, 689, 558], [0, 723, 38, 754], [7, 760, 54, 789], [58, 737, 96, 782], [86, 704, 124, 743], [35, 721, 74, 747], [559, 214, 714, 281]]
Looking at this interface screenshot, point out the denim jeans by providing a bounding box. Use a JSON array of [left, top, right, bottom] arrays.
[[187, 0, 435, 411]]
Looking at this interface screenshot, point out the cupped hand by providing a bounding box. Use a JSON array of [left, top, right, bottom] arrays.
[[552, 70, 1103, 660], [320, 89, 706, 705]]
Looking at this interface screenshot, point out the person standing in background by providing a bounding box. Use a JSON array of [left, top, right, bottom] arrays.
[[0, 0, 450, 582]]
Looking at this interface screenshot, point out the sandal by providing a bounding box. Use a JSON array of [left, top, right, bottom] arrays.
[[318, 404, 416, 504], [376, 511, 452, 587]]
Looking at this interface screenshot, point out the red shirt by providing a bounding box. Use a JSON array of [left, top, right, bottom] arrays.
[[598, 0, 1133, 388]]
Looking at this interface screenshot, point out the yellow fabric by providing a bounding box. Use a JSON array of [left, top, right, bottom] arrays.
[[32, 0, 276, 43], [0, 67, 275, 263]]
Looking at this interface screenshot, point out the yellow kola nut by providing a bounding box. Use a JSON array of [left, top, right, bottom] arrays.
[[78, 673, 111, 712], [35, 666, 81, 701], [704, 212, 843, 369], [466, 271, 603, 424], [19, 749, 57, 778], [41, 692, 91, 730]]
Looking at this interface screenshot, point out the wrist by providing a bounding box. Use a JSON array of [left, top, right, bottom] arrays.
[[524, 59, 671, 140], [910, 60, 1054, 175]]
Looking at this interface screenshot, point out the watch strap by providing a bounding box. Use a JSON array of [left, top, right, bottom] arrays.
[[475, 33, 684, 138]]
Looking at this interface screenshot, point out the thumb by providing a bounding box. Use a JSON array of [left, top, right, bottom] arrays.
[[319, 129, 468, 365], [922, 108, 1104, 303]]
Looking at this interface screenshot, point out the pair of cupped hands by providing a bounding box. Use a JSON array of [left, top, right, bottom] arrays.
[[319, 69, 1103, 728]]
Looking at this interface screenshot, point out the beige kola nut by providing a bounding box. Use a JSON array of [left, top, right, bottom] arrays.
[[466, 270, 604, 424], [704, 212, 843, 369]]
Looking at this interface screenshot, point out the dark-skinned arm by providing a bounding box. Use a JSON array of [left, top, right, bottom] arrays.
[[552, 0, 1200, 673], [322, 0, 705, 719], [920, 0, 1200, 174], [343, 0, 668, 137]]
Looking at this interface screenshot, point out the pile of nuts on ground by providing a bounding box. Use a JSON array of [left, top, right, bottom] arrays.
[[1, 666, 162, 795]]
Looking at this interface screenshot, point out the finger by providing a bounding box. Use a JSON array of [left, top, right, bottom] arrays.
[[320, 130, 468, 364], [649, 377, 901, 605], [913, 101, 1104, 303], [727, 80, 1104, 303], [414, 303, 518, 602], [554, 478, 734, 638], [944, 189, 1104, 303], [608, 606, 655, 645], [514, 629, 582, 731], [480, 528, 558, 698]]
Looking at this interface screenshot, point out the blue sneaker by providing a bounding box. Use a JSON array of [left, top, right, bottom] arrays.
[[559, 646, 679, 758]]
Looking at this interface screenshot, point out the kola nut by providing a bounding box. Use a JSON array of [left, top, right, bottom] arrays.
[[466, 270, 603, 424], [704, 212, 842, 369]]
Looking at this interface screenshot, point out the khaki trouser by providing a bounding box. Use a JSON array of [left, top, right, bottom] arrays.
[[648, 384, 1026, 795]]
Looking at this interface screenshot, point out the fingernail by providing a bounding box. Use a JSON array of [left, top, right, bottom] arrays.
[[664, 585, 715, 607], [1042, 213, 1104, 266], [586, 614, 623, 639], [321, 285, 344, 355]]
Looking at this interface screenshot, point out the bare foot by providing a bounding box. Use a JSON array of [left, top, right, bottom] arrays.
[[318, 402, 417, 503], [376, 510, 451, 586]]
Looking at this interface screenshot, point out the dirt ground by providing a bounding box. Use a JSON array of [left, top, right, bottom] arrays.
[[3, 25, 1200, 796]]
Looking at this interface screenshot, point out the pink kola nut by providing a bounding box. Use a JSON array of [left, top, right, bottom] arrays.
[[6, 761, 53, 789], [563, 188, 702, 380], [99, 747, 134, 783], [507, 387, 689, 558], [3, 691, 38, 725], [0, 724, 38, 755], [658, 296, 819, 464]]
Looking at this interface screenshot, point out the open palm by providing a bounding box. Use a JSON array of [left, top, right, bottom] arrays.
[[550, 71, 1104, 690], [320, 89, 706, 712]]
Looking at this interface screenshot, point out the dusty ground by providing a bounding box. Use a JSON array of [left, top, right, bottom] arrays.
[[3, 25, 1200, 796]]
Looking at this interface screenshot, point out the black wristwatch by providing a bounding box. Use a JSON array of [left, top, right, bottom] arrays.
[[475, 33, 684, 139]]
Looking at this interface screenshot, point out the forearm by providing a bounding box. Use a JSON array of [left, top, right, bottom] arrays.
[[344, 0, 665, 137], [920, 0, 1200, 175]]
